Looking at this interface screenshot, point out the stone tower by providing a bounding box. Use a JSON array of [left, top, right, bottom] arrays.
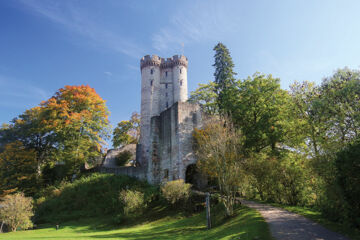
[[102, 54, 203, 186], [139, 55, 188, 169]]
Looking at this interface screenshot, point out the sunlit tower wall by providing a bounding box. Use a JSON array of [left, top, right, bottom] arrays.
[[139, 54, 188, 176], [139, 55, 161, 168], [171, 55, 188, 103]]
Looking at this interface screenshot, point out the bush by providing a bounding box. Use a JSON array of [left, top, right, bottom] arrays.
[[115, 151, 132, 166], [161, 179, 191, 206], [119, 189, 146, 216], [0, 193, 33, 232]]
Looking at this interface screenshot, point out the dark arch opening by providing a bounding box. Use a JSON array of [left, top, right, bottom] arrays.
[[185, 164, 198, 188]]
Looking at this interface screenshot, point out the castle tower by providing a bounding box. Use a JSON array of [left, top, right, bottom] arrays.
[[139, 55, 161, 167], [172, 55, 188, 103], [139, 55, 188, 170]]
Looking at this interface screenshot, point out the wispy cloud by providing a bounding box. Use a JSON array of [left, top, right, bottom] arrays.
[[19, 0, 145, 58], [152, 1, 237, 52], [104, 71, 113, 76], [0, 74, 50, 108]]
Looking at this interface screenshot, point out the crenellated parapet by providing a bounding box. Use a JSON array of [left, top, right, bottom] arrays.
[[140, 55, 162, 69], [160, 55, 188, 69]]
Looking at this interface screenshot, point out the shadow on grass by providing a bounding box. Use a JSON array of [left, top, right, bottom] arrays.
[[70, 206, 273, 240]]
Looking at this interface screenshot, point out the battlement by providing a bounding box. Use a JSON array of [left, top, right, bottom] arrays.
[[140, 55, 162, 69], [160, 55, 188, 68], [140, 55, 188, 69]]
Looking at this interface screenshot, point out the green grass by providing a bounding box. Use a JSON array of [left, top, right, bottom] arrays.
[[253, 200, 360, 240], [0, 205, 273, 240]]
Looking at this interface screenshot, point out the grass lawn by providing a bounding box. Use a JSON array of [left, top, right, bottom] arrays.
[[0, 205, 273, 240], [263, 202, 360, 240]]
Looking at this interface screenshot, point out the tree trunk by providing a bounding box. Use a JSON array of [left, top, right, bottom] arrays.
[[0, 221, 4, 233]]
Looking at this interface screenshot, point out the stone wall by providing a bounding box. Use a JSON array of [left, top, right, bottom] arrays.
[[147, 101, 202, 184]]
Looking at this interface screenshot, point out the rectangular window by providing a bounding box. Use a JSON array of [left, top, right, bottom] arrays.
[[166, 102, 168, 108], [164, 169, 169, 179], [151, 69, 154, 74], [180, 80, 183, 86], [180, 68, 182, 74], [165, 71, 168, 77], [150, 80, 153, 86], [166, 92, 168, 97], [165, 83, 168, 89]]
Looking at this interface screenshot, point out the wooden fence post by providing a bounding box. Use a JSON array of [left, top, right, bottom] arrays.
[[206, 192, 211, 229]]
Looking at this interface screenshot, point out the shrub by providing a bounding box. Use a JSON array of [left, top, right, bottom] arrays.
[[119, 189, 145, 216], [115, 151, 132, 166], [161, 179, 191, 205], [0, 193, 33, 232]]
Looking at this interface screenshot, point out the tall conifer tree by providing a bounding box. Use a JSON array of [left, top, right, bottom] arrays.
[[213, 43, 237, 113]]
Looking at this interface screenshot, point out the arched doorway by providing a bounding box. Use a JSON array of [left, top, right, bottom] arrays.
[[185, 164, 198, 187]]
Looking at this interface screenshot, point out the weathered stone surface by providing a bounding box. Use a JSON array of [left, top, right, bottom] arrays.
[[101, 55, 204, 186], [102, 144, 136, 168]]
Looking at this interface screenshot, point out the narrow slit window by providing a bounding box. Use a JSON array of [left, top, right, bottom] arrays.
[[150, 69, 154, 74], [150, 80, 153, 86], [166, 102, 168, 108], [166, 92, 168, 97], [165, 83, 168, 89], [180, 80, 183, 86], [180, 68, 182, 74], [165, 71, 168, 77], [164, 169, 169, 179]]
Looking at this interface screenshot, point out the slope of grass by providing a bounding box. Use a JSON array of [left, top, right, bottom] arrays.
[[0, 205, 274, 240]]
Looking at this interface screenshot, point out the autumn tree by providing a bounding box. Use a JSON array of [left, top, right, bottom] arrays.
[[113, 112, 140, 148], [40, 85, 110, 176], [0, 193, 33, 232], [0, 141, 37, 196], [193, 117, 246, 216]]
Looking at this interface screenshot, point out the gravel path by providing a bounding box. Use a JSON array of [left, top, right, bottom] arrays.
[[241, 200, 350, 240]]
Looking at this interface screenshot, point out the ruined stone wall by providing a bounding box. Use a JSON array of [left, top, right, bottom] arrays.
[[147, 102, 202, 184]]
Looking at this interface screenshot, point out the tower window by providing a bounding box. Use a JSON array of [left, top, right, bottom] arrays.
[[164, 169, 169, 179], [166, 102, 168, 108], [150, 69, 154, 74], [180, 80, 183, 86], [150, 80, 153, 86], [166, 92, 168, 97], [165, 71, 168, 77], [180, 68, 182, 74], [165, 83, 168, 89]]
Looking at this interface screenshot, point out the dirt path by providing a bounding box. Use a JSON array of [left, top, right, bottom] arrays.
[[241, 200, 349, 240]]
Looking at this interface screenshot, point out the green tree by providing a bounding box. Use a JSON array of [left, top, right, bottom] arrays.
[[189, 81, 218, 115], [213, 43, 237, 113], [0, 142, 37, 196], [113, 112, 140, 148], [233, 73, 292, 152], [0, 193, 34, 232], [335, 139, 360, 227], [193, 117, 246, 216]]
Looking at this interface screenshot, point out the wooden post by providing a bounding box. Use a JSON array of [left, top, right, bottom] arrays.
[[206, 192, 211, 229]]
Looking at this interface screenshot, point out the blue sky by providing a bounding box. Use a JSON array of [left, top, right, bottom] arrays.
[[1, 0, 360, 146]]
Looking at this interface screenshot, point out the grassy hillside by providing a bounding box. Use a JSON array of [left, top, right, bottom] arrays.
[[0, 173, 274, 239], [0, 205, 273, 240], [35, 173, 158, 223]]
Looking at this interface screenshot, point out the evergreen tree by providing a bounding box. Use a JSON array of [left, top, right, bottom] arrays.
[[213, 43, 237, 113]]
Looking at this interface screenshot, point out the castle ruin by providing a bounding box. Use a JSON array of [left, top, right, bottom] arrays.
[[102, 55, 203, 186]]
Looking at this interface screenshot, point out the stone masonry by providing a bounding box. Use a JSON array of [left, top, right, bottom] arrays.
[[102, 55, 203, 185]]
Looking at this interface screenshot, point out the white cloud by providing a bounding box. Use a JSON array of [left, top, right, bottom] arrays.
[[20, 0, 145, 59], [104, 71, 113, 76]]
